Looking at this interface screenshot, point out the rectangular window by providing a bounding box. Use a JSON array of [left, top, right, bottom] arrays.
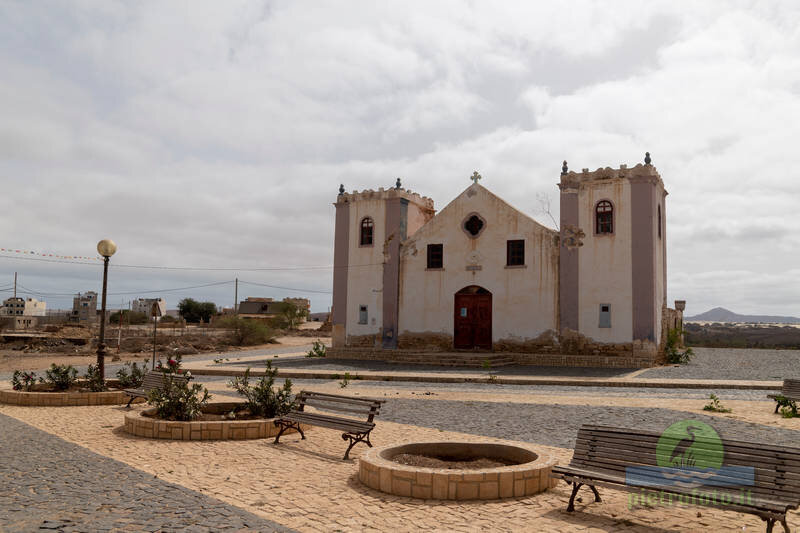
[[358, 305, 368, 324], [427, 243, 443, 269], [599, 304, 611, 328], [506, 240, 525, 266]]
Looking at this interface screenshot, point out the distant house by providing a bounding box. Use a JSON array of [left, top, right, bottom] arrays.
[[131, 298, 167, 317], [1, 297, 46, 316], [237, 297, 310, 321], [71, 291, 97, 323]]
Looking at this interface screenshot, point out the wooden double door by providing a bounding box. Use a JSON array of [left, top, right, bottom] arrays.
[[453, 286, 492, 350]]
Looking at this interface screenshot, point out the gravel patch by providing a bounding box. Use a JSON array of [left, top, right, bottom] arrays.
[[639, 347, 800, 381], [378, 398, 800, 449]]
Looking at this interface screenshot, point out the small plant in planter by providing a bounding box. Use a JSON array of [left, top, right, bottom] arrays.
[[116, 361, 147, 388], [228, 361, 295, 418], [147, 376, 210, 421], [44, 364, 78, 391], [84, 364, 106, 392], [11, 370, 42, 391]]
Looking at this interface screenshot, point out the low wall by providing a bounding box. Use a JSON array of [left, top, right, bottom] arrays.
[[327, 348, 656, 368], [0, 388, 140, 406], [123, 404, 308, 440]]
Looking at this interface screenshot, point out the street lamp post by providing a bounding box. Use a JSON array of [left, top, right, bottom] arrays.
[[96, 239, 117, 382]]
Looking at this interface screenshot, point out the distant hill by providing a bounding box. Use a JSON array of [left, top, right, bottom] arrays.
[[686, 307, 800, 324]]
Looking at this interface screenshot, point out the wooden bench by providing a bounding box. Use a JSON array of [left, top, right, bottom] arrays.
[[552, 425, 800, 532], [768, 379, 800, 413], [273, 391, 385, 460], [124, 370, 190, 408]]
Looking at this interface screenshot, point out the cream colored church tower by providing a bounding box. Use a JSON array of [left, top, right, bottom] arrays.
[[331, 181, 434, 349], [558, 154, 668, 357]]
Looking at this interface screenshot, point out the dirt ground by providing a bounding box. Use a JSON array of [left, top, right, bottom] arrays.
[[0, 333, 330, 374]]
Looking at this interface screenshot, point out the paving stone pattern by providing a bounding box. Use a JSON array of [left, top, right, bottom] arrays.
[[378, 398, 800, 449], [640, 347, 800, 381], [0, 413, 294, 533]]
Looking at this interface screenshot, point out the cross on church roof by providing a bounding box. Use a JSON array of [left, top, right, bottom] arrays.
[[470, 171, 482, 184]]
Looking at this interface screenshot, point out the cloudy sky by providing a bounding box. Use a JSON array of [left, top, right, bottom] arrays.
[[1, 0, 798, 316]]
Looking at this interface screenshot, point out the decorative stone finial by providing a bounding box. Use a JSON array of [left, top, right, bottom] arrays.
[[470, 171, 482, 184], [561, 160, 568, 175], [338, 184, 345, 195], [644, 152, 651, 165], [395, 178, 402, 189]]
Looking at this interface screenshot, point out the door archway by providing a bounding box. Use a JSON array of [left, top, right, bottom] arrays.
[[453, 286, 492, 350]]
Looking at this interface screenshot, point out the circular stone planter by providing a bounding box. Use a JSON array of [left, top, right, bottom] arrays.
[[123, 402, 308, 441], [0, 380, 141, 406], [358, 441, 557, 500]]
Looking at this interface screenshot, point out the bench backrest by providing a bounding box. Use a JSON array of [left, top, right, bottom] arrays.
[[572, 425, 800, 505], [296, 390, 385, 423], [140, 370, 190, 391], [782, 379, 800, 399]]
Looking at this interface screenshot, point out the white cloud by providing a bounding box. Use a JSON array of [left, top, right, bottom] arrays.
[[0, 1, 798, 316]]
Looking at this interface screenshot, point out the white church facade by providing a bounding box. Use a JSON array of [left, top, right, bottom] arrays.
[[330, 155, 684, 367]]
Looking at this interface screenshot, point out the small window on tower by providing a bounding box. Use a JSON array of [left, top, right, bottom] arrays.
[[360, 217, 374, 246], [595, 201, 613, 235], [599, 304, 611, 328], [507, 240, 525, 266], [658, 204, 662, 239], [358, 305, 368, 324], [427, 244, 443, 269]]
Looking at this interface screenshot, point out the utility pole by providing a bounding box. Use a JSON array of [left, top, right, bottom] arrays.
[[13, 272, 16, 298], [234, 277, 238, 315]]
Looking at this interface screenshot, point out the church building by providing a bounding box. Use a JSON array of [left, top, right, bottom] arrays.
[[330, 155, 684, 367]]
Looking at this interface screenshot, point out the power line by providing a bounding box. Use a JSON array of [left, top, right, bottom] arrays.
[[238, 280, 332, 294], [0, 252, 381, 271]]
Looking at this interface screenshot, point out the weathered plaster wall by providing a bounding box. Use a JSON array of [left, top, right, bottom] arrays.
[[398, 184, 559, 345], [345, 196, 385, 339], [577, 176, 633, 343], [655, 186, 667, 347]]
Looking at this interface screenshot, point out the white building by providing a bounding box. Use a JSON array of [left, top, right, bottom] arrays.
[[131, 298, 167, 316], [330, 156, 683, 367], [1, 297, 46, 316]]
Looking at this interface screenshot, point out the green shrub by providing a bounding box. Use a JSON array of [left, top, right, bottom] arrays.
[[339, 372, 351, 389], [11, 370, 41, 391], [155, 355, 183, 374], [84, 364, 106, 392], [147, 375, 210, 421], [306, 340, 327, 358], [702, 393, 732, 413], [109, 310, 149, 325], [219, 317, 276, 346], [665, 329, 693, 364], [44, 364, 78, 391], [775, 395, 798, 418], [116, 361, 147, 388], [228, 361, 294, 418]]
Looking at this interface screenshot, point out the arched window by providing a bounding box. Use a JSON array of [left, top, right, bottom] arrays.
[[595, 201, 613, 234], [360, 217, 374, 246]]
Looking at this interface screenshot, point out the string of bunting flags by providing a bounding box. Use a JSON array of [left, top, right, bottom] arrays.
[[0, 248, 101, 261]]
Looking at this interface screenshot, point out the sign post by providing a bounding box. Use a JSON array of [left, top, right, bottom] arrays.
[[150, 302, 163, 370]]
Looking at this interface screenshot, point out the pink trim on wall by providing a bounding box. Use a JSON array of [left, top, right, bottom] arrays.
[[559, 191, 579, 332], [631, 179, 656, 341], [332, 202, 350, 325], [382, 198, 408, 348]]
